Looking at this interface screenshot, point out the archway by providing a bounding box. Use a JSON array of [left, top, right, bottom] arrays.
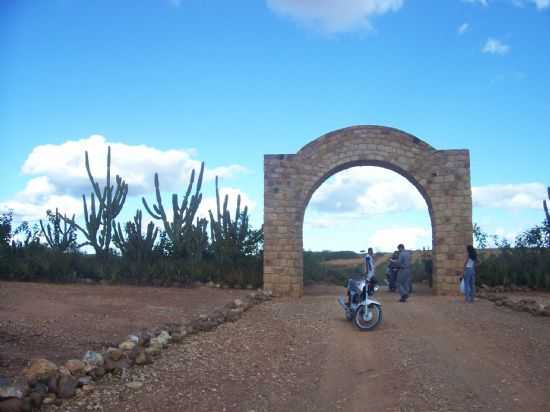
[[264, 125, 472, 297]]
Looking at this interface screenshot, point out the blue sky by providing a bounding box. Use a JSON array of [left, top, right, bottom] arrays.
[[1, 0, 549, 252]]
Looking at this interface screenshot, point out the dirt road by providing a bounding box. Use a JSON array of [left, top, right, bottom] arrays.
[[53, 284, 550, 412]]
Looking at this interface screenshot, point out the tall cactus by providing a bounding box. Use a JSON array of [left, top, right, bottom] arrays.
[[61, 146, 128, 257], [544, 186, 550, 222], [208, 176, 252, 257], [112, 209, 158, 261], [142, 162, 204, 255], [40, 208, 76, 252]]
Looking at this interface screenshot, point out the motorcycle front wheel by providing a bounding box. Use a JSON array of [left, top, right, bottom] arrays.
[[353, 304, 382, 331]]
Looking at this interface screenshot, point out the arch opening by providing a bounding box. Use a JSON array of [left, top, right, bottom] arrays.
[[302, 165, 434, 291]]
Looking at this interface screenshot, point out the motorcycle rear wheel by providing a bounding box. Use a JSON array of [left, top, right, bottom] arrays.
[[353, 304, 382, 331]]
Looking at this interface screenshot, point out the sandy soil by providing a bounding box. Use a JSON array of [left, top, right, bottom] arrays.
[[0, 281, 248, 378], [48, 284, 550, 412]]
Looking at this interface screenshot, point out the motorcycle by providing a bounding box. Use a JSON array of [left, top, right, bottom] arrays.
[[338, 276, 383, 331]]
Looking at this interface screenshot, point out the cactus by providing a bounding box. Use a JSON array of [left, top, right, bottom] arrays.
[[112, 209, 158, 261], [60, 146, 128, 257], [544, 186, 550, 223], [40, 208, 76, 252], [208, 176, 256, 257], [142, 162, 204, 255]]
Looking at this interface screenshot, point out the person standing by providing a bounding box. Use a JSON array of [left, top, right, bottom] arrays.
[[364, 248, 376, 295], [387, 251, 400, 292], [463, 245, 477, 303], [396, 244, 412, 302]]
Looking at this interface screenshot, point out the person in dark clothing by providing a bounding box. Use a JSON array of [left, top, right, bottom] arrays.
[[386, 251, 399, 292], [396, 244, 412, 302]]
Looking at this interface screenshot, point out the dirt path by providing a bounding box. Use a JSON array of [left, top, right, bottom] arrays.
[[0, 281, 248, 378], [51, 284, 550, 412]]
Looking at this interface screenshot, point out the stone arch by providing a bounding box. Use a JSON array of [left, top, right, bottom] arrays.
[[264, 125, 472, 297]]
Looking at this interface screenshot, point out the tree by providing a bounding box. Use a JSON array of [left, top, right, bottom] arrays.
[[473, 223, 488, 249]]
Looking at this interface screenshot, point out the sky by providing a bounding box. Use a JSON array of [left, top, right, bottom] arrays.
[[1, 0, 549, 252]]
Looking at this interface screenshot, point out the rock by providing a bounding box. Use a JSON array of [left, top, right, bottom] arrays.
[[145, 344, 162, 357], [226, 308, 243, 322], [246, 284, 253, 289], [158, 331, 171, 343], [190, 315, 217, 332], [91, 367, 106, 379], [0, 398, 23, 412], [110, 359, 131, 373], [134, 351, 150, 366], [231, 299, 244, 309], [106, 348, 123, 361], [29, 383, 47, 396], [77, 376, 92, 386], [102, 358, 113, 372], [206, 281, 215, 288], [83, 351, 104, 367], [0, 378, 27, 400], [127, 334, 140, 344], [137, 330, 154, 347], [118, 340, 136, 351], [47, 375, 58, 394], [170, 331, 187, 344], [150, 331, 171, 348], [82, 384, 95, 393], [64, 360, 86, 376], [125, 381, 143, 390], [57, 375, 78, 399], [58, 366, 72, 376], [22, 359, 58, 384], [42, 394, 56, 405]]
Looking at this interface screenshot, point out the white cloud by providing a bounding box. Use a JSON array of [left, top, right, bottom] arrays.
[[513, 0, 550, 9], [309, 169, 547, 216], [463, 0, 488, 6], [1, 135, 247, 222], [266, 0, 404, 32], [309, 167, 427, 216], [472, 183, 547, 209], [533, 0, 550, 8], [482, 38, 510, 55], [368, 227, 431, 252], [198, 187, 257, 221], [458, 22, 469, 35], [0, 195, 82, 222]]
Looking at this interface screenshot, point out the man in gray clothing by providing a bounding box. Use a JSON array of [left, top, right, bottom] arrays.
[[396, 243, 412, 302]]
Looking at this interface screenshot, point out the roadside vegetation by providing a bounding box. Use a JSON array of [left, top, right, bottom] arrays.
[[0, 147, 263, 288]]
